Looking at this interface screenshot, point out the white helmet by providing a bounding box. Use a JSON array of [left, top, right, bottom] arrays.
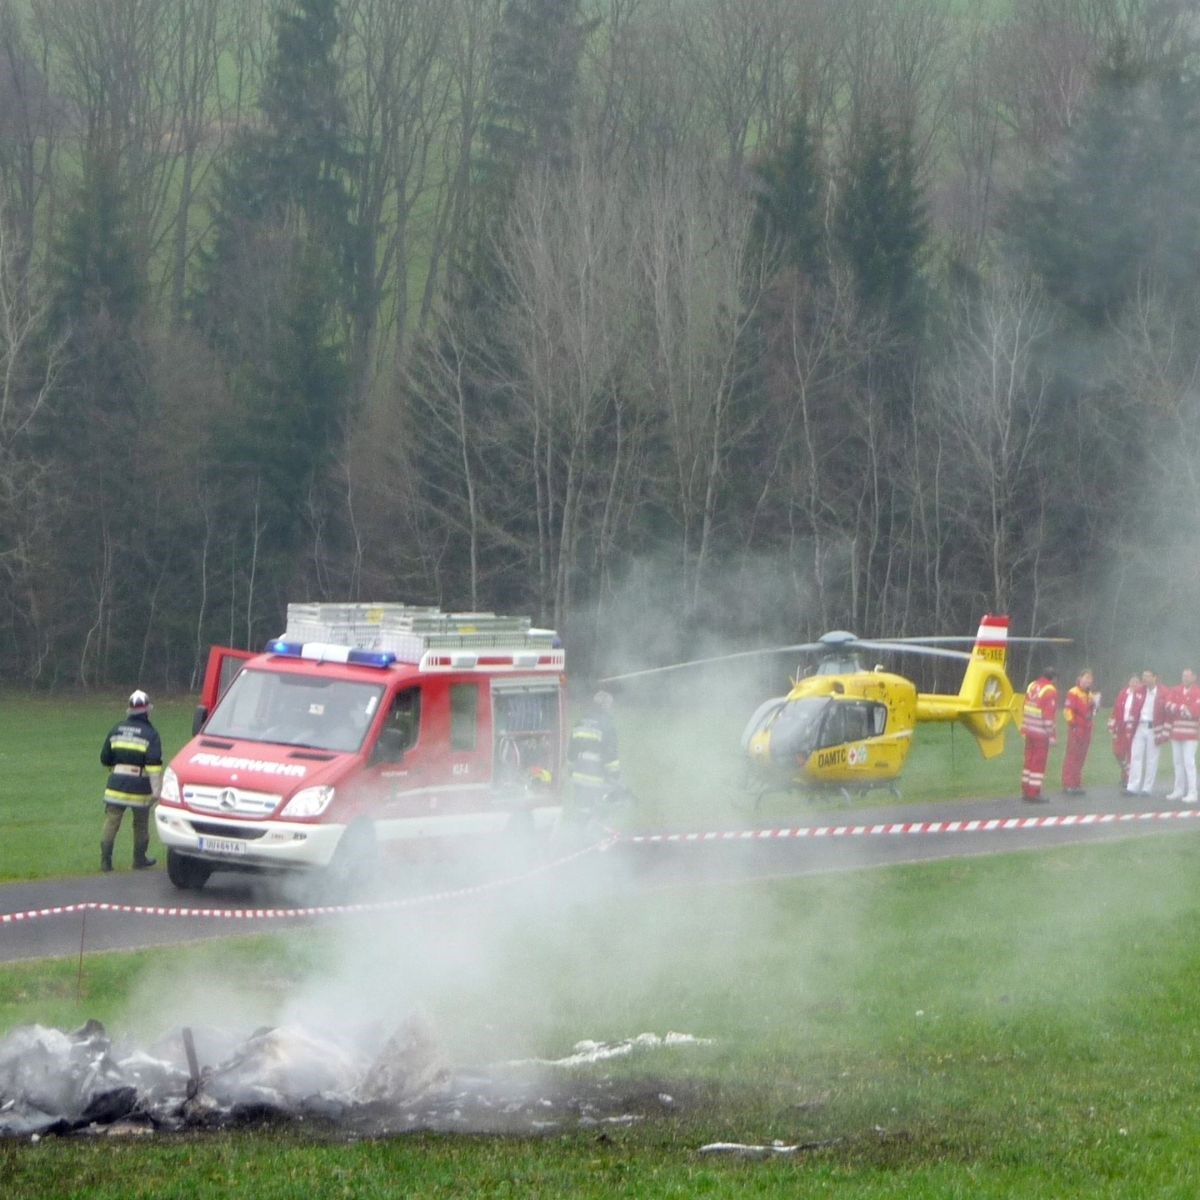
[[128, 689, 151, 713]]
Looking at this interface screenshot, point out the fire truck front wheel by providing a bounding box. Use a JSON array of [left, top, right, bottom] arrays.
[[167, 849, 213, 891], [322, 819, 379, 900]]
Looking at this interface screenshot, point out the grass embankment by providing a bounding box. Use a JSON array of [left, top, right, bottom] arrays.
[[4, 832, 1200, 1195]]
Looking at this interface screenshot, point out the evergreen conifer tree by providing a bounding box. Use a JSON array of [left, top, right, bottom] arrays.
[[752, 115, 824, 277], [191, 0, 354, 585], [834, 108, 927, 336], [1009, 41, 1200, 328], [463, 0, 592, 298]]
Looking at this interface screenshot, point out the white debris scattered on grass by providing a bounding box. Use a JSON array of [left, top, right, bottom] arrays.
[[506, 1032, 714, 1068], [699, 1140, 799, 1157]]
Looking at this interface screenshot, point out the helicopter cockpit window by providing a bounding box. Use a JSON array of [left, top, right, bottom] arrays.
[[767, 697, 828, 761]]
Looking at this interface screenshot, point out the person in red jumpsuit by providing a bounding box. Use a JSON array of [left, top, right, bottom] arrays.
[[1107, 674, 1140, 788], [1165, 668, 1200, 804], [1020, 667, 1058, 802], [1060, 669, 1099, 796]]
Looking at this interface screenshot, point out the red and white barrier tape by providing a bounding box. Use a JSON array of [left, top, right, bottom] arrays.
[[4, 808, 1196, 927], [0, 836, 615, 927], [620, 807, 1200, 845]]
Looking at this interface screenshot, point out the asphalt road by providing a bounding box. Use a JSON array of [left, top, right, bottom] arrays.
[[2, 787, 1197, 963]]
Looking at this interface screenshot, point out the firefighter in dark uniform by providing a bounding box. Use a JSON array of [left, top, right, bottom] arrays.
[[100, 690, 163, 871], [567, 690, 622, 816]]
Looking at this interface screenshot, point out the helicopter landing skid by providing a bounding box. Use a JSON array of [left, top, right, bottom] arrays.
[[737, 777, 903, 812]]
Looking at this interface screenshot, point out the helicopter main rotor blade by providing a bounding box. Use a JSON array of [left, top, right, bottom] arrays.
[[876, 635, 1073, 646], [600, 643, 827, 684], [850, 640, 973, 662]]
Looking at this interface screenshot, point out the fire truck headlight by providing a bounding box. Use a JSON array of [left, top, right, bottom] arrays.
[[161, 768, 181, 804], [281, 786, 336, 818]]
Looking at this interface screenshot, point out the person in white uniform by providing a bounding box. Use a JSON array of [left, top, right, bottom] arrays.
[[1126, 669, 1166, 796]]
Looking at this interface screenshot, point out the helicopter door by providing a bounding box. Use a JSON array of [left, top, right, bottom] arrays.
[[816, 700, 886, 749]]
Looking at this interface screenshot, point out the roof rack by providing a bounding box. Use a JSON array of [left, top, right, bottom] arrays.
[[282, 602, 562, 665]]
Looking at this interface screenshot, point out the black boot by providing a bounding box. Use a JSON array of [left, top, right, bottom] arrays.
[[101, 843, 113, 873], [132, 850, 157, 869]]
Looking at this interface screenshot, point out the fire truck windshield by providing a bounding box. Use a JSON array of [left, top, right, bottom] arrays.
[[204, 668, 385, 753]]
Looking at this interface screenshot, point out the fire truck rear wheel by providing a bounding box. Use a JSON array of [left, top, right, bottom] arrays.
[[167, 849, 212, 891]]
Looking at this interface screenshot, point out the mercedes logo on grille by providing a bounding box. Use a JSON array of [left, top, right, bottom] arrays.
[[219, 788, 238, 811]]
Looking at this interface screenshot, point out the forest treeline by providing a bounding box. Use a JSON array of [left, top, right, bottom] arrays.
[[2, 0, 1199, 691]]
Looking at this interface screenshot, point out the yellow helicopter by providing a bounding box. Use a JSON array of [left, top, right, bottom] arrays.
[[603, 614, 1066, 797]]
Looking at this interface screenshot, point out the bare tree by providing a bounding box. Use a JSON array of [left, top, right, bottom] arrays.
[[670, 0, 800, 174], [493, 151, 646, 625], [341, 0, 453, 387], [929, 269, 1054, 614], [938, 13, 1004, 268], [29, 0, 236, 314], [836, 0, 955, 173], [417, 0, 506, 328], [0, 1, 65, 286], [757, 265, 877, 630], [638, 158, 766, 614], [161, 0, 227, 322], [0, 206, 66, 679]]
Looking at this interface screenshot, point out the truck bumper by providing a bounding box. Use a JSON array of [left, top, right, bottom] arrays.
[[154, 806, 344, 870]]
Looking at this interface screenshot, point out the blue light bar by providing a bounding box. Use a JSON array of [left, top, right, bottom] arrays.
[[263, 638, 395, 669], [347, 649, 397, 668]]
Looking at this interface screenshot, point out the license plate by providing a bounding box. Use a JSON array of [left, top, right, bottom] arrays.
[[197, 836, 247, 856]]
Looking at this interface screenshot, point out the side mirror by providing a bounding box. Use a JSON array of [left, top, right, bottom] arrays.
[[192, 705, 209, 736], [371, 727, 408, 764]]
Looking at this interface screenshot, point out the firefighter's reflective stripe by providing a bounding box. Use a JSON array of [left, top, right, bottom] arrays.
[[1021, 680, 1057, 738], [568, 717, 619, 789], [104, 787, 155, 807], [101, 714, 163, 808]]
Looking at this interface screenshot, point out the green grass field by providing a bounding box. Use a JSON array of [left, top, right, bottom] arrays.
[[2, 687, 1115, 883], [1, 692, 1182, 1197]]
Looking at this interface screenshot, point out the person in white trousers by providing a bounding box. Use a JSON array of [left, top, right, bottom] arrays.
[[1126, 669, 1166, 796], [1166, 668, 1200, 804]]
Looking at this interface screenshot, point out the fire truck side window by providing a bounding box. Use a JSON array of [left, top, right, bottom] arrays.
[[386, 687, 421, 753], [450, 684, 478, 751]]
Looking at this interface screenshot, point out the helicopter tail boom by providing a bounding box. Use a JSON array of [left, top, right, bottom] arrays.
[[915, 614, 1016, 757]]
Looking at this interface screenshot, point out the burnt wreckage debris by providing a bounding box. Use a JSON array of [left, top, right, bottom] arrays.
[[0, 1020, 689, 1138]]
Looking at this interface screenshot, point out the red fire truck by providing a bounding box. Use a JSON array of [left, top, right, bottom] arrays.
[[155, 603, 566, 892]]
